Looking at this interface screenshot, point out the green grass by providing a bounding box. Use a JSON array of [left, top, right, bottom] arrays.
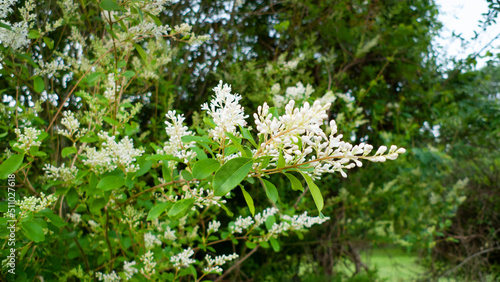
[[361, 248, 425, 281], [333, 247, 425, 281]]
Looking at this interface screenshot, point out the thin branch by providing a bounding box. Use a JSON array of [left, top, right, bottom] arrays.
[[215, 246, 259, 282], [441, 246, 500, 278]]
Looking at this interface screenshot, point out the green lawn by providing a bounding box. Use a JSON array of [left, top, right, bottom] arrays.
[[361, 248, 425, 281]]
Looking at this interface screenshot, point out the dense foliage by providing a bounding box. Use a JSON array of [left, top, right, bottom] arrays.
[[0, 0, 498, 281]]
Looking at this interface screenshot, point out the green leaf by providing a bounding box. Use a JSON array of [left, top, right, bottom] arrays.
[[103, 117, 119, 126], [265, 215, 276, 231], [167, 199, 195, 220], [86, 72, 104, 84], [260, 241, 270, 249], [245, 241, 257, 249], [122, 70, 135, 78], [145, 11, 162, 26], [39, 210, 67, 228], [97, 175, 125, 191], [90, 198, 107, 214], [162, 164, 172, 182], [0, 154, 24, 179], [66, 188, 79, 208], [180, 170, 193, 181], [260, 179, 279, 203], [240, 186, 255, 216], [37, 131, 49, 142], [298, 172, 323, 212], [224, 132, 247, 157], [100, 0, 126, 12], [270, 237, 280, 252], [134, 159, 152, 177], [192, 159, 220, 179], [43, 37, 54, 49], [133, 43, 147, 62], [191, 146, 208, 160], [147, 202, 170, 221], [240, 126, 257, 148], [181, 135, 213, 144], [278, 150, 285, 168], [34, 76, 44, 93], [62, 146, 77, 158], [0, 22, 12, 30], [219, 203, 234, 217], [146, 154, 182, 162], [27, 29, 41, 39], [203, 117, 216, 128], [284, 173, 303, 191], [213, 157, 254, 196], [22, 221, 45, 242]]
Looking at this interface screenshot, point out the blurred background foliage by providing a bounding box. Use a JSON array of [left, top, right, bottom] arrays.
[[1, 0, 499, 280]]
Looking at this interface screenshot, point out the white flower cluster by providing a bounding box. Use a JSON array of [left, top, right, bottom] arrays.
[[142, 0, 171, 16], [282, 58, 300, 71], [0, 0, 17, 19], [273, 82, 314, 108], [254, 207, 279, 226], [230, 215, 254, 234], [266, 211, 329, 239], [57, 111, 85, 139], [35, 57, 69, 77], [253, 99, 406, 178], [16, 192, 57, 214], [103, 73, 119, 102], [123, 205, 145, 228], [207, 220, 221, 234], [144, 232, 162, 249], [43, 163, 78, 182], [67, 212, 81, 224], [254, 100, 328, 162], [158, 110, 196, 168], [163, 226, 176, 241], [95, 271, 121, 282], [87, 219, 100, 236], [123, 261, 138, 280], [0, 0, 34, 50], [128, 22, 170, 40], [13, 127, 42, 152], [0, 21, 30, 50], [183, 188, 227, 209], [173, 23, 191, 34], [170, 247, 195, 269], [82, 132, 144, 174], [203, 253, 239, 274], [280, 211, 330, 232], [140, 251, 156, 277], [201, 81, 248, 141]]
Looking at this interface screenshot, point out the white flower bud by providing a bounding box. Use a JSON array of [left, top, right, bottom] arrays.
[[396, 148, 406, 154], [375, 146, 387, 155]]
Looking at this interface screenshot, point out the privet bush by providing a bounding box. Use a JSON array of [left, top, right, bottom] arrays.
[[0, 0, 406, 280]]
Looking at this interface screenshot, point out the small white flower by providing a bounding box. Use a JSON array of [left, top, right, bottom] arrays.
[[144, 232, 162, 249], [170, 248, 195, 269], [43, 163, 78, 182], [163, 226, 176, 241], [207, 220, 221, 234], [140, 251, 156, 277], [13, 127, 42, 152], [95, 270, 121, 282], [67, 213, 81, 224], [230, 215, 254, 234], [203, 253, 239, 273], [201, 81, 248, 142], [16, 192, 57, 214], [124, 261, 138, 280]]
